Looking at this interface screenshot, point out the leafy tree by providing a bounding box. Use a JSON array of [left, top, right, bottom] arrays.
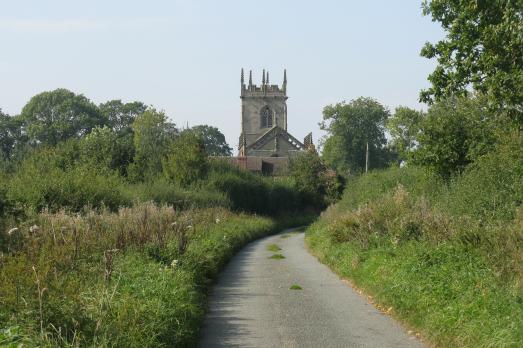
[[163, 132, 208, 186], [0, 110, 17, 159], [20, 89, 106, 145], [184, 125, 232, 156], [290, 150, 327, 207], [420, 0, 523, 121], [130, 109, 176, 180], [412, 95, 497, 178], [79, 126, 134, 175], [387, 106, 424, 162], [320, 97, 390, 173], [99, 100, 147, 133]]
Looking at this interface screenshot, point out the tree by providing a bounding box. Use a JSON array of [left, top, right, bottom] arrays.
[[0, 110, 17, 160], [420, 0, 523, 121], [163, 132, 208, 186], [290, 150, 328, 207], [20, 89, 106, 145], [99, 100, 147, 133], [320, 97, 390, 173], [79, 126, 135, 176], [412, 95, 497, 178], [0, 111, 28, 168], [387, 106, 424, 162], [184, 125, 232, 156], [130, 109, 176, 180]]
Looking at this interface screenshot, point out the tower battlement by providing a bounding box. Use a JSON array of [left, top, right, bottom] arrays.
[[241, 69, 287, 97]]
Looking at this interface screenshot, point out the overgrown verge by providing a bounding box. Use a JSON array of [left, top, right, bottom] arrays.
[[306, 136, 523, 347], [0, 203, 314, 347]]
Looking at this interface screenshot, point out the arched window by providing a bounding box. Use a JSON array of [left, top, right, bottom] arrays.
[[260, 106, 273, 128]]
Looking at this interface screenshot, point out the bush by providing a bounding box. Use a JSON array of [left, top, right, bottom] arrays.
[[163, 132, 208, 187], [306, 142, 523, 347], [7, 149, 129, 212], [442, 131, 523, 222]]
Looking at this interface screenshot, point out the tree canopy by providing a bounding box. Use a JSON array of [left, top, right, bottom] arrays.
[[185, 125, 232, 156], [99, 100, 147, 133], [387, 106, 424, 162], [420, 0, 523, 121], [412, 95, 497, 178], [130, 109, 176, 180], [320, 97, 390, 173], [20, 88, 106, 146]]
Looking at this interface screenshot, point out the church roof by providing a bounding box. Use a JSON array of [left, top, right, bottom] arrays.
[[247, 126, 305, 151]]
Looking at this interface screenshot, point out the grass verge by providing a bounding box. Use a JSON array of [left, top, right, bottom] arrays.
[[306, 163, 523, 348], [0, 203, 315, 347]]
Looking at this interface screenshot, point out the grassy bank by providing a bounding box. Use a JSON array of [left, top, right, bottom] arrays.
[[0, 203, 314, 347], [306, 137, 523, 347]]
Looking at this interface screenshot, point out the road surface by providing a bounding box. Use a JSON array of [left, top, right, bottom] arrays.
[[199, 230, 424, 348]]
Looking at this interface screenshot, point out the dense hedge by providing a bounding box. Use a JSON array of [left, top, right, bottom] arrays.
[[306, 134, 523, 347]]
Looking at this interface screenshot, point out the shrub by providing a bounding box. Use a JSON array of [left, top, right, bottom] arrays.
[[7, 149, 129, 212], [163, 132, 208, 187]]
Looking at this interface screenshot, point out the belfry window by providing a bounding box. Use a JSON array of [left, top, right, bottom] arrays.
[[261, 106, 273, 128]]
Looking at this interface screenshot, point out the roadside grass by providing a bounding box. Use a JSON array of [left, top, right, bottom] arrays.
[[280, 231, 300, 239], [267, 244, 282, 252], [0, 203, 315, 347], [306, 155, 523, 348], [269, 254, 285, 259]]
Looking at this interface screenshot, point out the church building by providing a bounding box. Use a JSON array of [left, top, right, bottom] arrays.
[[233, 68, 312, 174]]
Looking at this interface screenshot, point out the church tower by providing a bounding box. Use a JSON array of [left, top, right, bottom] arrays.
[[239, 69, 305, 158]]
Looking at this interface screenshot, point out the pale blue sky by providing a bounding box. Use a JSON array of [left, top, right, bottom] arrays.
[[0, 0, 443, 149]]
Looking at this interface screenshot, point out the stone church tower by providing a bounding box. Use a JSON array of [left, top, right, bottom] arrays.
[[238, 69, 309, 158]]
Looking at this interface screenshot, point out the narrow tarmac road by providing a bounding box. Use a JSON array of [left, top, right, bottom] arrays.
[[199, 230, 424, 348]]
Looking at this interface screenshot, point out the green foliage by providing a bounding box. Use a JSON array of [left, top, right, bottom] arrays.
[[20, 89, 106, 146], [206, 161, 307, 214], [320, 97, 391, 173], [6, 147, 129, 212], [441, 131, 523, 222], [290, 150, 327, 206], [412, 95, 497, 178], [130, 109, 176, 181], [79, 126, 135, 176], [99, 99, 147, 133], [128, 178, 230, 210], [0, 204, 312, 347], [163, 132, 209, 187], [0, 110, 24, 162], [420, 0, 523, 122], [184, 125, 232, 156], [387, 106, 424, 162], [306, 142, 523, 347]]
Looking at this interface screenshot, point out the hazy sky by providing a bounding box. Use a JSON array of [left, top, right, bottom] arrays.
[[0, 0, 443, 150]]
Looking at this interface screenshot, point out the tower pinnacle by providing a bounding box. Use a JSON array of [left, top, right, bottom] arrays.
[[283, 69, 287, 93]]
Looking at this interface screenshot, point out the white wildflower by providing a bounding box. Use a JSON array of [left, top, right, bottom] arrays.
[[29, 225, 39, 233], [7, 227, 18, 236], [215, 218, 221, 224], [170, 259, 179, 268]]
